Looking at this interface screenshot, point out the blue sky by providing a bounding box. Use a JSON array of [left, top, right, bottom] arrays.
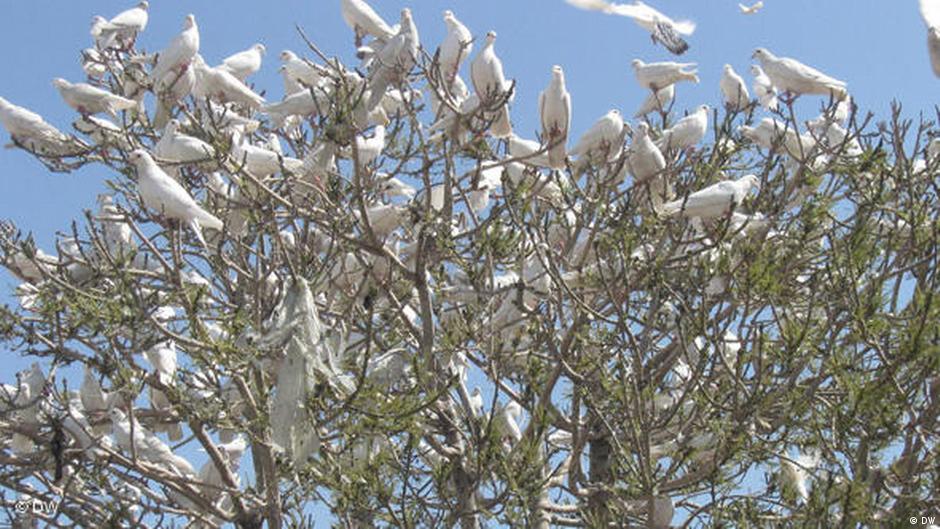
[[0, 0, 934, 524]]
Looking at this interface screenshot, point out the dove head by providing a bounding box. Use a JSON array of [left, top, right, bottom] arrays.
[[108, 407, 126, 422], [631, 58, 644, 69], [51, 78, 70, 90], [750, 64, 763, 75], [138, 1, 149, 9], [723, 64, 733, 72], [505, 401, 522, 418], [280, 50, 296, 62], [551, 65, 565, 79], [90, 15, 107, 29], [741, 174, 760, 192], [752, 48, 772, 61], [96, 193, 114, 207], [443, 9, 454, 20], [635, 121, 650, 137], [697, 104, 709, 114], [165, 119, 181, 134], [127, 149, 153, 167], [485, 31, 497, 44], [184, 14, 197, 29], [254, 43, 267, 55], [401, 8, 412, 21]]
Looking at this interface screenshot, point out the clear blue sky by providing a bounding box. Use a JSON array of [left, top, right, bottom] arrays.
[[0, 0, 934, 523]]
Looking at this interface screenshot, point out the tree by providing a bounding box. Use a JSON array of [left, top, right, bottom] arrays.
[[0, 1, 938, 527]]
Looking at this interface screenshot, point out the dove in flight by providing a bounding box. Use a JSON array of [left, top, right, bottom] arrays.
[[0, 96, 74, 154], [739, 2, 763, 15], [752, 48, 847, 99], [539, 65, 572, 169], [634, 84, 674, 117], [151, 14, 200, 83], [439, 10, 473, 84], [471, 31, 513, 137], [720, 65, 750, 110], [566, 0, 695, 55], [52, 78, 137, 117], [341, 0, 396, 45], [658, 174, 760, 218], [128, 149, 223, 247], [154, 119, 216, 164], [91, 1, 149, 50], [920, 0, 940, 77], [656, 104, 709, 151], [632, 59, 699, 91], [219, 43, 266, 81], [750, 65, 778, 111]]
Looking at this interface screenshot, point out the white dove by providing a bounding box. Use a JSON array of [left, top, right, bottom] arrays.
[[629, 122, 669, 206], [144, 339, 182, 441], [354, 124, 386, 169], [570, 109, 625, 163], [96, 194, 133, 258], [495, 401, 523, 444], [151, 14, 200, 83], [471, 31, 513, 137], [738, 2, 763, 15], [91, 1, 149, 50], [752, 48, 847, 99], [367, 8, 420, 110], [128, 149, 223, 246], [439, 10, 473, 83], [566, 0, 695, 55], [780, 449, 820, 503], [921, 0, 940, 77], [632, 59, 699, 91], [279, 50, 326, 95], [154, 119, 216, 164], [218, 43, 266, 81], [109, 407, 195, 476], [656, 104, 708, 151], [539, 65, 572, 169], [509, 134, 552, 167], [750, 65, 778, 111], [193, 55, 265, 109], [720, 65, 750, 110], [658, 174, 760, 218], [0, 96, 73, 153], [341, 0, 396, 44], [229, 132, 304, 177], [634, 84, 674, 117], [152, 64, 196, 131], [52, 78, 137, 117]]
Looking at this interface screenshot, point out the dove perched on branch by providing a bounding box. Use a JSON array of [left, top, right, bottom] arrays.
[[154, 119, 216, 164], [128, 149, 223, 247], [570, 109, 625, 163], [628, 122, 669, 207], [91, 1, 149, 50], [720, 65, 750, 110], [192, 55, 265, 109], [218, 43, 266, 81], [920, 0, 940, 77], [750, 65, 778, 111], [366, 8, 420, 110], [739, 2, 763, 15], [439, 10, 473, 84], [656, 104, 708, 151], [52, 78, 137, 117], [658, 174, 760, 218], [632, 59, 699, 91], [752, 48, 847, 99], [471, 31, 513, 138], [341, 0, 396, 44], [634, 85, 674, 117], [151, 14, 200, 84], [229, 131, 304, 177], [0, 96, 73, 153], [539, 65, 571, 169], [279, 50, 326, 95], [109, 407, 195, 476], [566, 0, 695, 55], [144, 339, 183, 441]]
